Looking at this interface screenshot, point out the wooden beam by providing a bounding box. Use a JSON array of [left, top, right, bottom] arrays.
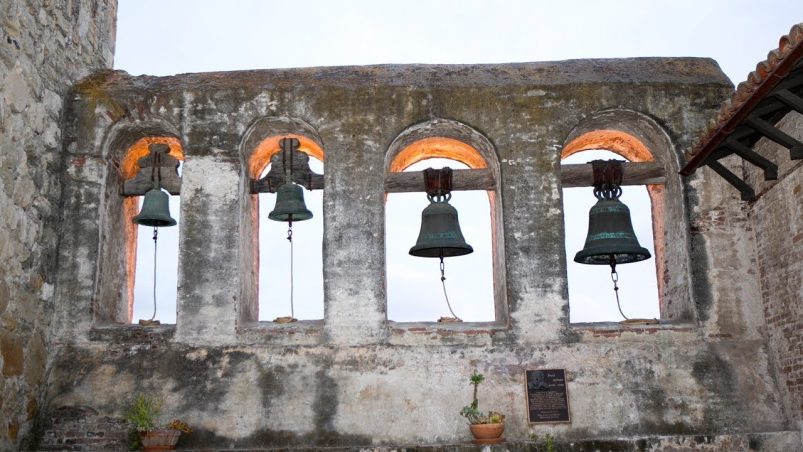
[[250, 144, 324, 193], [745, 115, 803, 159], [121, 151, 182, 196], [723, 139, 778, 180], [560, 161, 666, 188], [252, 173, 324, 193], [385, 162, 666, 193], [707, 160, 756, 201], [385, 168, 494, 193], [774, 89, 803, 114]]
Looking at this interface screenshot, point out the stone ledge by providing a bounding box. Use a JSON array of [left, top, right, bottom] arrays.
[[31, 430, 803, 451], [236, 320, 324, 346], [79, 321, 711, 347], [387, 321, 511, 347], [571, 322, 698, 342], [168, 431, 801, 451], [389, 321, 508, 333], [87, 324, 176, 344]]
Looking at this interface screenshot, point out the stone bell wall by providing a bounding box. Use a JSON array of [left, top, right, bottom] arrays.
[[35, 58, 801, 451], [0, 0, 116, 449], [0, 3, 799, 451], [743, 110, 803, 435]]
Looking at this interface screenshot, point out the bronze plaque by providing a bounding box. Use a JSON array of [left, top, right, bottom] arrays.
[[525, 369, 570, 423]]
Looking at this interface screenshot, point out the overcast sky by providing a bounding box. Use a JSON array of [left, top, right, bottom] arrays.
[[116, 0, 800, 82], [117, 1, 801, 323]]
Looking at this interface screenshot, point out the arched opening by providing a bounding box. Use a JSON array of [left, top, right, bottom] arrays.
[[561, 130, 662, 322], [248, 134, 324, 321], [121, 136, 184, 324], [386, 136, 497, 322]]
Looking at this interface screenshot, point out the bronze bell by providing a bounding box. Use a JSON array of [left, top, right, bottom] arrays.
[[574, 197, 651, 265], [409, 198, 473, 258], [132, 188, 177, 227], [269, 182, 313, 222]]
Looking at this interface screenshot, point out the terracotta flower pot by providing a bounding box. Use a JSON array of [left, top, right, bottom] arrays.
[[139, 429, 181, 451], [469, 422, 504, 444]]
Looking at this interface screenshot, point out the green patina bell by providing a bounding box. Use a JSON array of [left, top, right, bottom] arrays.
[[407, 167, 471, 322], [409, 199, 473, 258], [574, 197, 650, 265], [132, 188, 177, 227], [268, 182, 313, 222]]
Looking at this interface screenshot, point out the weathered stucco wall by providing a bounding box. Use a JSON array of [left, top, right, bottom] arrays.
[[37, 59, 801, 450], [744, 110, 803, 435], [0, 0, 116, 449]]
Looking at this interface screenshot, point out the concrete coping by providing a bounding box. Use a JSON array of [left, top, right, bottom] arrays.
[[571, 321, 698, 341], [388, 321, 507, 332], [571, 320, 694, 329], [86, 57, 731, 95], [236, 320, 324, 337]]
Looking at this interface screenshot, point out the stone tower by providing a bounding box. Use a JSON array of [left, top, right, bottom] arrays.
[[0, 0, 116, 448]]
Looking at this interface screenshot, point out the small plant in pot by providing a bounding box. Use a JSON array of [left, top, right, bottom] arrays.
[[459, 371, 505, 444], [125, 394, 191, 451]]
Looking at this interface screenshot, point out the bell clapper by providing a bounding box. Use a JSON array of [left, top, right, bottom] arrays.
[[439, 255, 463, 322]]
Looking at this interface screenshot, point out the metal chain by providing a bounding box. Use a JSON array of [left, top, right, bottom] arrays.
[[440, 257, 462, 321], [610, 263, 629, 320], [150, 227, 158, 321]]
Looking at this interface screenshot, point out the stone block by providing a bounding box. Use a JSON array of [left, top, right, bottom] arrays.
[[42, 88, 61, 116], [26, 396, 36, 420], [0, 279, 8, 315], [24, 332, 46, 387], [0, 333, 23, 376], [2, 65, 30, 113], [7, 419, 18, 441]]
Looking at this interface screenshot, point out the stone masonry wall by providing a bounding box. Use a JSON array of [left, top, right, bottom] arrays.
[[744, 111, 803, 434], [0, 0, 116, 449], [39, 59, 801, 450]]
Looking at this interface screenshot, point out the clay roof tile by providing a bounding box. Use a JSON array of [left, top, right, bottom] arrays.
[[684, 23, 803, 166]]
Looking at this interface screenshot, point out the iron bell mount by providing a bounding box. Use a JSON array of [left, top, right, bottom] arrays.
[[267, 137, 313, 324], [409, 167, 473, 322], [131, 146, 178, 326], [574, 159, 652, 322]]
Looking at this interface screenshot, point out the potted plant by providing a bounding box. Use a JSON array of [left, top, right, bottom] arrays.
[[125, 394, 191, 451], [459, 371, 505, 444]]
